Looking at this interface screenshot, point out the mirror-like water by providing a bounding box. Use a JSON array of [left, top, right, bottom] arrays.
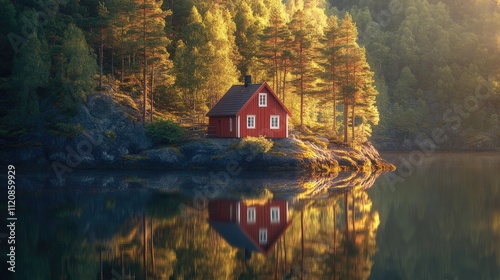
[[1, 153, 499, 279]]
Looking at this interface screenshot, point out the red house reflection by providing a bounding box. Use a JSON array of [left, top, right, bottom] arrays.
[[208, 199, 292, 254]]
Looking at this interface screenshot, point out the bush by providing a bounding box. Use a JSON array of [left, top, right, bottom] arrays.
[[146, 119, 188, 145], [234, 136, 274, 154]]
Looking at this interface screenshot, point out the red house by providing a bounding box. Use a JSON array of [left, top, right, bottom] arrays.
[[206, 75, 291, 138], [208, 199, 292, 254]]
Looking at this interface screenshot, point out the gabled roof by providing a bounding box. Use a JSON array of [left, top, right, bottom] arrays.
[[209, 221, 263, 253], [209, 220, 292, 254], [206, 82, 291, 117]]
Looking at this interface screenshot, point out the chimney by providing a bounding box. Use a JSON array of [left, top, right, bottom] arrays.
[[244, 75, 252, 87]]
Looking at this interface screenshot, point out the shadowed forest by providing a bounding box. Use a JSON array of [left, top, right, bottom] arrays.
[[1, 0, 499, 149]]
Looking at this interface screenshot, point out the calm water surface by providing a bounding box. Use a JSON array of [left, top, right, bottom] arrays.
[[1, 153, 499, 279]]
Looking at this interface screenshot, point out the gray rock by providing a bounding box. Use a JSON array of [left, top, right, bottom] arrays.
[[144, 148, 180, 164]]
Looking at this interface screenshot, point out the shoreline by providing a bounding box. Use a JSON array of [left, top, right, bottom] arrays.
[[4, 138, 396, 174]]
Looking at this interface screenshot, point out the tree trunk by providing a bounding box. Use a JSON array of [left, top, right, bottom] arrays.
[[121, 55, 124, 83], [343, 98, 349, 143], [282, 58, 287, 103], [333, 80, 336, 134], [142, 0, 147, 125], [150, 57, 155, 123], [99, 31, 104, 90], [301, 206, 304, 280], [143, 213, 147, 280], [344, 193, 349, 240], [352, 96, 355, 143]]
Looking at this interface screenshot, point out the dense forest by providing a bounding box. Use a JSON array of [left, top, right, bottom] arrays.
[[1, 0, 499, 149]]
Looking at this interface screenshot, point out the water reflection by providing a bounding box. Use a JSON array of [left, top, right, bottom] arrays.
[[8, 170, 381, 279], [208, 199, 292, 257]]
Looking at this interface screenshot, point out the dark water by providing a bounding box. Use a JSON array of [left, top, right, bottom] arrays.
[[1, 153, 499, 279]]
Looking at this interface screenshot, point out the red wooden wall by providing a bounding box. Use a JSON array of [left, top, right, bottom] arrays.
[[208, 117, 237, 138], [238, 200, 289, 252], [238, 86, 288, 138]]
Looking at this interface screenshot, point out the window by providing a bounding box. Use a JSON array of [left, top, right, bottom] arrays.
[[271, 207, 280, 223], [247, 207, 256, 223], [270, 115, 279, 129], [259, 93, 267, 107], [229, 118, 233, 132], [247, 115, 256, 129], [259, 229, 268, 244]]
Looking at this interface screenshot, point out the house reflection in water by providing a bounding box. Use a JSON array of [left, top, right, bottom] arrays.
[[208, 199, 292, 258]]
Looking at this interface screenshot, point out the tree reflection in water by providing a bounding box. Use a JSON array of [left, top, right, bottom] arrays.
[[13, 171, 381, 279]]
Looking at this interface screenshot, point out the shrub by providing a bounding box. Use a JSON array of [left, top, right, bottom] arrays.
[[146, 119, 188, 145], [234, 136, 274, 154]]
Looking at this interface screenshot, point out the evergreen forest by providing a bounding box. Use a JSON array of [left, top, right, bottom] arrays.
[[1, 0, 499, 149]]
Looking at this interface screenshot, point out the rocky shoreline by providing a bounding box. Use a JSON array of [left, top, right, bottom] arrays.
[[1, 93, 395, 173], [2, 137, 395, 173]]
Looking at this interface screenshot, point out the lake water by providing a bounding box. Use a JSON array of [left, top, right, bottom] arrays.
[[1, 153, 499, 279]]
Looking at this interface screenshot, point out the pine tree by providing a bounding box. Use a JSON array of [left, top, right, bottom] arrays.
[[234, 0, 263, 79], [203, 8, 239, 107], [60, 23, 97, 107], [318, 15, 342, 134], [134, 0, 172, 123], [174, 6, 210, 112], [259, 3, 290, 94], [10, 34, 49, 125], [289, 9, 317, 129]]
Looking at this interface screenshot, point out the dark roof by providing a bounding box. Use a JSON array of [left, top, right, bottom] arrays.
[[209, 221, 263, 253], [206, 83, 264, 117]]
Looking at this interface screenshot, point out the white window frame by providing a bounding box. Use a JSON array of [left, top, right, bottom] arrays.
[[229, 117, 233, 132], [259, 93, 267, 107], [270, 207, 280, 223], [270, 115, 280, 129], [247, 207, 256, 223], [259, 228, 268, 244], [247, 115, 256, 129]]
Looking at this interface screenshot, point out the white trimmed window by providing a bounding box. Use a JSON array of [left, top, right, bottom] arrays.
[[270, 207, 280, 223], [270, 115, 279, 129], [229, 118, 233, 132], [259, 93, 267, 107], [259, 229, 268, 244], [247, 207, 256, 223], [247, 115, 256, 129]]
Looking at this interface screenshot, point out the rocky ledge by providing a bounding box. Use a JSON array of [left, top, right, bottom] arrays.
[[115, 137, 396, 172], [1, 92, 395, 173]]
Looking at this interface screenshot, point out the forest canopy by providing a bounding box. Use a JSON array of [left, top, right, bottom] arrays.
[[0, 0, 499, 148]]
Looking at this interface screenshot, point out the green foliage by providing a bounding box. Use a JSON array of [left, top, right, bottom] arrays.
[[7, 31, 49, 126], [233, 136, 274, 154], [1, 0, 499, 150], [61, 23, 97, 101], [146, 119, 188, 145]]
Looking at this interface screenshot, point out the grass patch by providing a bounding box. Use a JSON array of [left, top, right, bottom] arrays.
[[232, 136, 274, 154]]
